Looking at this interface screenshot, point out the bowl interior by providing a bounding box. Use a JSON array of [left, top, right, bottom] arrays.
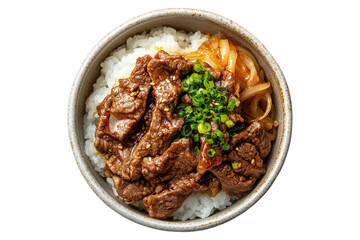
[[69, 9, 291, 231]]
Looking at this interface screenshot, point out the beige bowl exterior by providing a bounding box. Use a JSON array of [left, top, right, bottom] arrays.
[[68, 8, 292, 231]]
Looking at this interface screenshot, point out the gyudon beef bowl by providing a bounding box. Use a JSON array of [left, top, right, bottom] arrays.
[[68, 9, 292, 231]]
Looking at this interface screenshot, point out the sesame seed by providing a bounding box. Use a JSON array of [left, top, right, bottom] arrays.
[[251, 159, 255, 165], [161, 99, 166, 103], [164, 108, 170, 112], [159, 90, 163, 93], [210, 104, 214, 107], [238, 163, 242, 168], [161, 129, 165, 132], [146, 144, 151, 149], [148, 157, 152, 161], [169, 83, 173, 88], [139, 87, 144, 91], [150, 82, 155, 86], [161, 81, 166, 86], [130, 92, 136, 97], [157, 86, 161, 90], [235, 147, 239, 151], [215, 103, 219, 105], [166, 79, 170, 83], [118, 145, 123, 150]]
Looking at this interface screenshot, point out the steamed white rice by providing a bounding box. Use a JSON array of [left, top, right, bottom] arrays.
[[84, 26, 234, 220]]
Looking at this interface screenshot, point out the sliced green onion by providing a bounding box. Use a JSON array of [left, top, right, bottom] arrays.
[[190, 123, 198, 130], [225, 120, 235, 128], [190, 73, 203, 85], [182, 78, 190, 92], [222, 143, 230, 150], [236, 100, 240, 107], [218, 105, 227, 113], [181, 125, 192, 137], [207, 149, 216, 157], [216, 86, 228, 94], [220, 114, 229, 123], [198, 122, 211, 134], [232, 162, 239, 169], [193, 133, 200, 142], [215, 129, 224, 138], [213, 117, 221, 124], [184, 106, 193, 115], [178, 111, 185, 117], [227, 98, 236, 112], [193, 61, 205, 73], [195, 146, 200, 154], [167, 102, 173, 110], [205, 135, 214, 144]]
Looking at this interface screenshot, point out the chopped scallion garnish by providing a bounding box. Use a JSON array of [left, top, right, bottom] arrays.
[[225, 120, 235, 128], [176, 60, 243, 157], [232, 162, 239, 169], [198, 122, 211, 134], [207, 149, 216, 157]]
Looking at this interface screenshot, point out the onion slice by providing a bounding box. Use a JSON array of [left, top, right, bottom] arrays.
[[239, 82, 270, 101], [251, 91, 272, 122], [219, 39, 230, 67], [227, 41, 238, 73]]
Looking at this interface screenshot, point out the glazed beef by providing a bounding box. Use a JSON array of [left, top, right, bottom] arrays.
[[109, 51, 192, 181], [117, 107, 183, 181], [197, 136, 223, 174], [210, 163, 256, 198], [112, 175, 153, 203], [197, 121, 224, 174], [143, 174, 207, 219], [217, 70, 244, 123], [142, 138, 198, 184], [200, 172, 222, 197], [103, 156, 153, 203], [228, 143, 266, 179], [95, 55, 152, 148], [147, 50, 192, 113], [230, 121, 271, 158], [181, 94, 192, 105]]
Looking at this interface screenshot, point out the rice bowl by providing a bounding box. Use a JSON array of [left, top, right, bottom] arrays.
[[68, 8, 291, 231]]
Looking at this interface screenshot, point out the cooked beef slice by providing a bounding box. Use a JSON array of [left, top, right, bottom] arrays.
[[200, 172, 222, 197], [147, 50, 192, 113], [228, 143, 266, 179], [116, 51, 191, 181], [95, 55, 152, 147], [112, 175, 153, 203], [143, 174, 207, 219], [230, 121, 271, 158], [142, 138, 198, 184], [217, 70, 244, 123], [197, 135, 223, 174], [210, 163, 256, 198], [117, 107, 183, 181], [181, 94, 192, 105]]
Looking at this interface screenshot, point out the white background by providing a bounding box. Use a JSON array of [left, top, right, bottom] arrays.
[[1, 0, 359, 239]]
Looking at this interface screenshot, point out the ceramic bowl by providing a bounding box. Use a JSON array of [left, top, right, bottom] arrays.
[[68, 8, 292, 231]]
